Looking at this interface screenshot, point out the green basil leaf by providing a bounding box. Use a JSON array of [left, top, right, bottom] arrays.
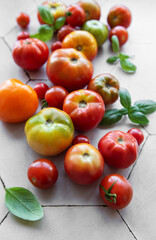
[[119, 108, 128, 115], [120, 59, 136, 73], [38, 5, 54, 25], [119, 88, 131, 108], [106, 56, 119, 64], [118, 52, 130, 60], [54, 17, 66, 30], [99, 109, 123, 126], [5, 187, 43, 221], [30, 25, 54, 42], [134, 100, 156, 114], [128, 111, 149, 125], [128, 105, 139, 113], [111, 35, 120, 54]]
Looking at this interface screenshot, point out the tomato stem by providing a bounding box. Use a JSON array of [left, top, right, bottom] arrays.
[[41, 99, 48, 109], [100, 180, 117, 204]]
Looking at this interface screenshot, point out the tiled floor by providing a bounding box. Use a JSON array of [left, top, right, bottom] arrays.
[[0, 0, 156, 239]]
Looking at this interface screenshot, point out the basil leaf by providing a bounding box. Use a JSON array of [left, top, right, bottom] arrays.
[[54, 17, 66, 30], [111, 35, 120, 54], [99, 109, 123, 126], [106, 56, 119, 64], [30, 25, 53, 42], [38, 5, 54, 25], [120, 59, 136, 73], [134, 100, 156, 114], [119, 88, 131, 108], [5, 187, 43, 221], [128, 111, 149, 125], [118, 52, 130, 60]]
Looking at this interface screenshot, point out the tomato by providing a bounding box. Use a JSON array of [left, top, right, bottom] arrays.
[[0, 79, 38, 123], [34, 82, 49, 100], [12, 38, 49, 71], [127, 128, 144, 146], [72, 135, 90, 145], [46, 48, 93, 92], [99, 174, 133, 209], [17, 31, 30, 40], [62, 30, 97, 61], [109, 26, 128, 47], [66, 4, 86, 27], [77, 0, 101, 21], [44, 86, 68, 109], [51, 41, 62, 52], [88, 73, 120, 105], [25, 107, 74, 156], [63, 89, 105, 131], [98, 130, 138, 169], [64, 143, 104, 184], [57, 25, 75, 41], [27, 159, 58, 189], [16, 12, 30, 28], [107, 5, 132, 29]]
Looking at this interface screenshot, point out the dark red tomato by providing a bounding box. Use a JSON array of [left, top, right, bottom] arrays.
[[99, 174, 133, 209], [127, 128, 144, 146], [45, 86, 68, 109], [16, 12, 30, 28], [51, 41, 62, 52], [109, 26, 128, 46], [17, 31, 30, 40], [72, 135, 90, 145], [27, 158, 58, 189], [34, 82, 49, 100], [57, 25, 75, 41], [66, 4, 86, 27]]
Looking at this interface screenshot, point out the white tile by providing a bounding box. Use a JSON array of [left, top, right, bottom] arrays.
[[0, 179, 8, 223]]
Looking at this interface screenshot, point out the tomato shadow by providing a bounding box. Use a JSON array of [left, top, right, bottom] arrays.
[[0, 121, 25, 139]]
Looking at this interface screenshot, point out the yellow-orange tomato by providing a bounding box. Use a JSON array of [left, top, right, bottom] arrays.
[[0, 79, 39, 123], [62, 30, 98, 61]]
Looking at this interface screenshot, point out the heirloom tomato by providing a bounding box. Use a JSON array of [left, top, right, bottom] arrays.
[[17, 31, 30, 40], [57, 25, 75, 41], [16, 12, 30, 28], [46, 48, 93, 92], [63, 89, 105, 131], [12, 38, 49, 70], [127, 128, 144, 146], [99, 174, 133, 209], [77, 0, 101, 21], [25, 107, 74, 156], [98, 130, 138, 169], [62, 30, 97, 61], [34, 82, 49, 100], [64, 143, 104, 185], [88, 73, 119, 105], [66, 4, 86, 27], [0, 79, 38, 123], [109, 26, 128, 47]]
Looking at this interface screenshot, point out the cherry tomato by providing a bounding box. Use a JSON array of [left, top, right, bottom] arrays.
[[64, 143, 104, 185], [57, 25, 75, 41], [27, 159, 58, 189], [99, 174, 133, 209], [51, 41, 62, 52], [34, 82, 49, 100], [45, 86, 68, 109], [109, 26, 128, 46], [66, 4, 86, 27], [72, 135, 90, 145], [127, 128, 144, 146], [16, 12, 30, 28], [17, 31, 30, 40]]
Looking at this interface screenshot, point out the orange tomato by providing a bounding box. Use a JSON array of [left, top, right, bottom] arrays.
[[62, 30, 98, 61], [0, 79, 39, 123]]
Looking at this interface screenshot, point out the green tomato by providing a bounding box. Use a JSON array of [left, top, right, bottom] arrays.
[[82, 20, 108, 47]]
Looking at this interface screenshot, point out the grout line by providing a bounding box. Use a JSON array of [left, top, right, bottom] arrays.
[[2, 37, 12, 52], [0, 212, 9, 226], [23, 69, 31, 80], [42, 204, 108, 208], [0, 175, 6, 189]]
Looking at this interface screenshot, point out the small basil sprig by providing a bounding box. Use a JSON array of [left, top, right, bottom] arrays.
[[5, 187, 43, 221], [107, 36, 136, 73], [99, 87, 156, 126]]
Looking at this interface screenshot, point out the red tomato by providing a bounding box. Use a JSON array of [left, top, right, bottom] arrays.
[[98, 130, 138, 169], [57, 25, 75, 41], [72, 135, 90, 145], [46, 48, 93, 92], [99, 174, 133, 209], [12, 38, 49, 70], [34, 82, 49, 100], [64, 143, 104, 184], [51, 41, 62, 52], [109, 26, 128, 46], [66, 4, 86, 27], [27, 159, 58, 189], [63, 89, 105, 131], [127, 128, 144, 146], [77, 0, 101, 21], [107, 5, 132, 28], [45, 86, 68, 109], [17, 31, 30, 40], [16, 12, 30, 28]]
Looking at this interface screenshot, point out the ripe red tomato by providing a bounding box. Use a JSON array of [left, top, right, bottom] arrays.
[[72, 135, 90, 145], [63, 89, 105, 131], [12, 38, 49, 70], [16, 12, 30, 28], [77, 0, 101, 21], [51, 41, 62, 52], [34, 82, 49, 100], [27, 159, 58, 189], [99, 174, 133, 209], [107, 5, 132, 28], [17, 31, 30, 40], [45, 86, 68, 109], [64, 143, 104, 184], [109, 26, 128, 47], [98, 130, 138, 169], [66, 4, 86, 27], [57, 25, 75, 41], [127, 128, 144, 146]]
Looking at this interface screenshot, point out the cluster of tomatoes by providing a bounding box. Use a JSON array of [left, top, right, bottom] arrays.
[[0, 1, 143, 210]]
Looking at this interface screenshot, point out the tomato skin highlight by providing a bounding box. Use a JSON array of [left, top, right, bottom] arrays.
[[127, 128, 144, 146]]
